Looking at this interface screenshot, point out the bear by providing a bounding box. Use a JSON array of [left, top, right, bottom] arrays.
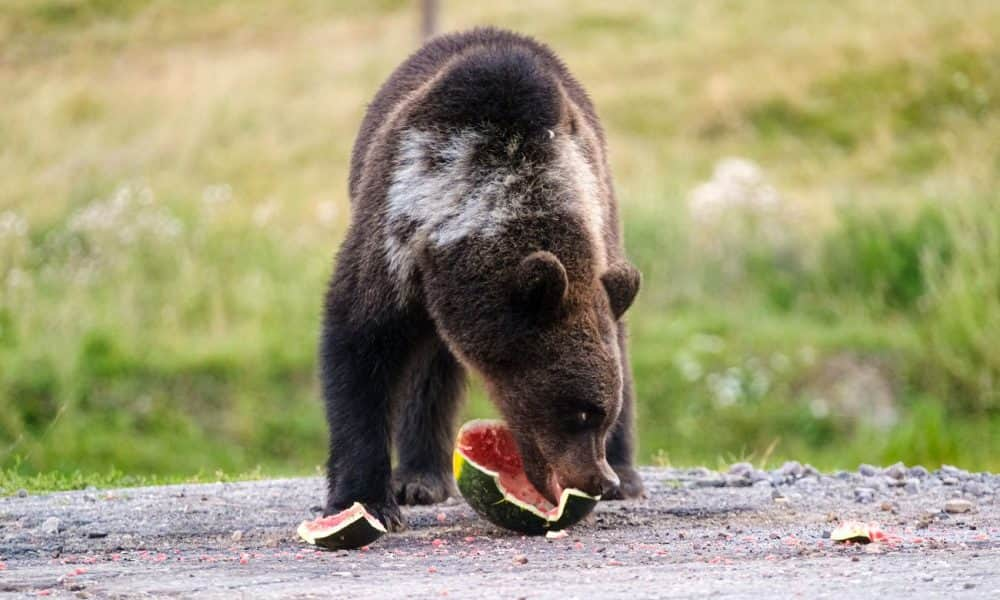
[[320, 27, 643, 531]]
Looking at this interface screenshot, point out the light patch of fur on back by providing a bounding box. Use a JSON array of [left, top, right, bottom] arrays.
[[384, 128, 526, 301], [553, 136, 608, 272]]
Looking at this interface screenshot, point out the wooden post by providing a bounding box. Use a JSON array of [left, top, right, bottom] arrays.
[[421, 0, 439, 41]]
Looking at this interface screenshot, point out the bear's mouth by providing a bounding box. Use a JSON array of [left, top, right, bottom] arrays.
[[545, 470, 566, 505]]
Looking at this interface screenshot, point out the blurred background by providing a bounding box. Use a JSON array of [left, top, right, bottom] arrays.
[[1, 0, 998, 490]]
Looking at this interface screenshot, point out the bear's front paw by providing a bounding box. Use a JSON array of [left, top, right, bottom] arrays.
[[392, 468, 458, 505], [363, 500, 406, 532], [604, 465, 647, 500], [326, 497, 406, 532]]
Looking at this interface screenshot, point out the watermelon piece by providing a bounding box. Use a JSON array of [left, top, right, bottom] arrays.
[[297, 502, 387, 550], [453, 419, 598, 535], [830, 521, 884, 544]]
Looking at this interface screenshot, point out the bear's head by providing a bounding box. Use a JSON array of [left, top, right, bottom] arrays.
[[423, 238, 640, 502]]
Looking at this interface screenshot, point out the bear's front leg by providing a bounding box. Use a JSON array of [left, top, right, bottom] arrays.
[[320, 285, 426, 532], [605, 321, 647, 500]]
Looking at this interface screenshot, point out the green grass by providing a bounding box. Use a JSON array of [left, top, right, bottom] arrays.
[[1, 0, 999, 487]]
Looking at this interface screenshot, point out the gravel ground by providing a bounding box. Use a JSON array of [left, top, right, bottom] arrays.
[[2, 464, 998, 599]]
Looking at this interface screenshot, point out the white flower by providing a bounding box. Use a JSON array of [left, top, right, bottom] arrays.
[[0, 211, 28, 240]]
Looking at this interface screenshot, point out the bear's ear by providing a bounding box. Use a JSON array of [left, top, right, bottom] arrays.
[[513, 251, 568, 318], [601, 262, 641, 319]]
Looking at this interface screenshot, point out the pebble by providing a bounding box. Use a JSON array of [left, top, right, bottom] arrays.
[[723, 475, 752, 488], [941, 477, 959, 486], [944, 499, 975, 514], [779, 461, 804, 479], [858, 464, 878, 477], [961, 481, 987, 497], [231, 530, 243, 542], [512, 554, 528, 565], [692, 477, 726, 488], [854, 487, 876, 503], [907, 465, 929, 479], [16, 489, 29, 498], [883, 462, 907, 480], [904, 478, 921, 494], [940, 465, 968, 479], [728, 462, 754, 477], [41, 517, 61, 535]]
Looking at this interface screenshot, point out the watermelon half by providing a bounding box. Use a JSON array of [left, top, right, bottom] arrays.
[[453, 419, 599, 535], [297, 502, 387, 550]]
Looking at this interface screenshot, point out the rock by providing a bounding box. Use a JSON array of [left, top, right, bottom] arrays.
[[750, 469, 771, 483], [962, 481, 987, 497], [231, 530, 244, 542], [723, 475, 752, 487], [858, 464, 878, 477], [834, 471, 851, 480], [907, 465, 929, 479], [940, 465, 968, 479], [802, 464, 820, 478], [692, 478, 726, 488], [512, 554, 528, 565], [944, 499, 975, 514], [854, 487, 876, 503], [16, 488, 29, 498], [904, 478, 921, 494], [886, 477, 906, 488], [883, 462, 907, 480], [779, 461, 804, 479], [728, 462, 754, 477], [41, 517, 61, 535], [941, 477, 959, 486]]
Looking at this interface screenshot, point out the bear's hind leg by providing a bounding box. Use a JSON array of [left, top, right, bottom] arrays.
[[392, 338, 465, 505]]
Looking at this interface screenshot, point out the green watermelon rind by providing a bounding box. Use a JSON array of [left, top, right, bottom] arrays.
[[297, 502, 387, 550], [455, 448, 599, 535]]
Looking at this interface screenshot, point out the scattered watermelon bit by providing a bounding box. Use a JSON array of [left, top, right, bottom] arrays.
[[831, 521, 888, 544]]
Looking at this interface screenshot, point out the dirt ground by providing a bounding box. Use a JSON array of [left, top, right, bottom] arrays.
[[2, 465, 998, 598]]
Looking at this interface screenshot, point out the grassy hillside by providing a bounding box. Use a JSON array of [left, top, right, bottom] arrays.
[[1, 0, 998, 487]]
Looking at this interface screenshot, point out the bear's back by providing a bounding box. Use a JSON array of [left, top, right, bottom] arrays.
[[348, 27, 603, 201]]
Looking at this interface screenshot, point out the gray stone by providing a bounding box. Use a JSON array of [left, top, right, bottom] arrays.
[[16, 488, 28, 498], [854, 487, 876, 503], [907, 465, 930, 479], [859, 464, 878, 477], [728, 462, 754, 477], [904, 478, 921, 494], [40, 516, 61, 535], [940, 465, 968, 479], [962, 481, 988, 497], [944, 499, 975, 514], [883, 462, 907, 480], [724, 474, 752, 487], [692, 477, 726, 488], [779, 461, 804, 479]]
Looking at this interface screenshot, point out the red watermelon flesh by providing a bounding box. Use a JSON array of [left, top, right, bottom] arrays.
[[300, 504, 368, 533], [456, 421, 558, 516]]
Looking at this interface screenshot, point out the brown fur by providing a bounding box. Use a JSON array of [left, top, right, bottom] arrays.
[[320, 27, 643, 530]]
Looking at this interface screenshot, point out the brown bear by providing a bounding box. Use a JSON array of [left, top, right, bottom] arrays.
[[320, 27, 643, 530]]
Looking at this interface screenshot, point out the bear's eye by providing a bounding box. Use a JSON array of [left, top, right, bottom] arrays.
[[576, 411, 589, 425]]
